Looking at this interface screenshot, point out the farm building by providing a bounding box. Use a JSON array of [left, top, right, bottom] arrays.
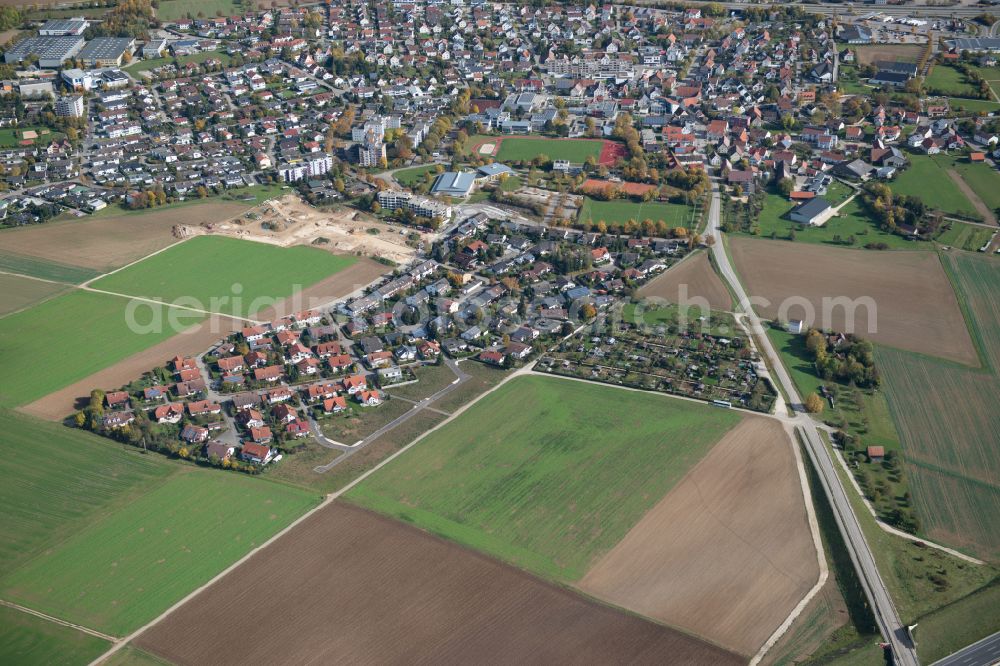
[[789, 197, 834, 226]]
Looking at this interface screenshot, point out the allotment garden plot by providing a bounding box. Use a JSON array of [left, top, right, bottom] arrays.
[[538, 305, 777, 412]]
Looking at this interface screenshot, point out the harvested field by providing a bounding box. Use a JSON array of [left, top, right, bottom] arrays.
[[852, 43, 924, 66], [0, 202, 250, 272], [638, 251, 731, 311], [0, 274, 68, 317], [578, 418, 818, 657], [729, 238, 976, 365], [136, 502, 742, 666]]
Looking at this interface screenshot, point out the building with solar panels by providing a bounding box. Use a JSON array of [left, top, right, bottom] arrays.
[[4, 36, 85, 68]]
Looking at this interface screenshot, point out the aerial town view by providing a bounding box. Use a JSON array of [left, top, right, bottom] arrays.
[[1, 0, 999, 663]]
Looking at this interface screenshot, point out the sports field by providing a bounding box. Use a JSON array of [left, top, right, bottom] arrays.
[[392, 164, 442, 187], [878, 252, 1000, 560], [890, 156, 978, 218], [0, 290, 203, 408], [348, 375, 741, 581], [90, 236, 357, 318], [0, 468, 317, 635], [0, 605, 110, 666], [577, 197, 692, 228], [495, 137, 602, 163]]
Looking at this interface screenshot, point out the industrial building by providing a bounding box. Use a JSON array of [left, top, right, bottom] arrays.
[[38, 19, 89, 36], [4, 36, 85, 68], [77, 37, 135, 68]]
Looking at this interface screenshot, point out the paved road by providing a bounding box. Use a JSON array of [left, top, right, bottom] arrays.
[[312, 357, 469, 473], [932, 630, 1000, 666], [705, 181, 919, 666]]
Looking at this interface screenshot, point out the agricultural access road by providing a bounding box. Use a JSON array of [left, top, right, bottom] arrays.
[[706, 180, 920, 666]]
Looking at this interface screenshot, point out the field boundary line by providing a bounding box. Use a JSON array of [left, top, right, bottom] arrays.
[[1, 599, 118, 643], [0, 268, 68, 286], [827, 439, 985, 565], [78, 237, 190, 289], [88, 364, 534, 666], [749, 422, 829, 666], [78, 286, 261, 323]]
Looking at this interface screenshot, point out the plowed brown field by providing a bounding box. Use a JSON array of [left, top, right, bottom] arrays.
[[638, 251, 732, 311], [0, 202, 250, 272], [578, 418, 818, 657], [729, 238, 976, 365], [136, 503, 743, 666]]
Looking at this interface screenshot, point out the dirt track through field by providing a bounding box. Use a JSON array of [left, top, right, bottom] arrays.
[[578, 417, 818, 657], [19, 259, 383, 420], [946, 168, 997, 225], [136, 502, 743, 666], [638, 251, 732, 311], [0, 203, 251, 272], [729, 238, 977, 366]]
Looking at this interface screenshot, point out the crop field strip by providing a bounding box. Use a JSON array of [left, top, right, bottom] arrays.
[[346, 375, 743, 581], [0, 236, 361, 409], [0, 273, 69, 318], [136, 502, 744, 665], [876, 252, 1000, 560], [0, 249, 100, 284], [0, 290, 206, 408], [0, 410, 319, 636], [89, 236, 358, 318]]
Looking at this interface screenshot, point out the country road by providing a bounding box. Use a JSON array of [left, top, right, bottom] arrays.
[[705, 180, 920, 666]]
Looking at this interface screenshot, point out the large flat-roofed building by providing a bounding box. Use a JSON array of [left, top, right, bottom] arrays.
[[18, 79, 54, 99], [947, 38, 1000, 52], [430, 171, 477, 198], [78, 37, 135, 67], [4, 36, 85, 68], [38, 18, 89, 36]]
